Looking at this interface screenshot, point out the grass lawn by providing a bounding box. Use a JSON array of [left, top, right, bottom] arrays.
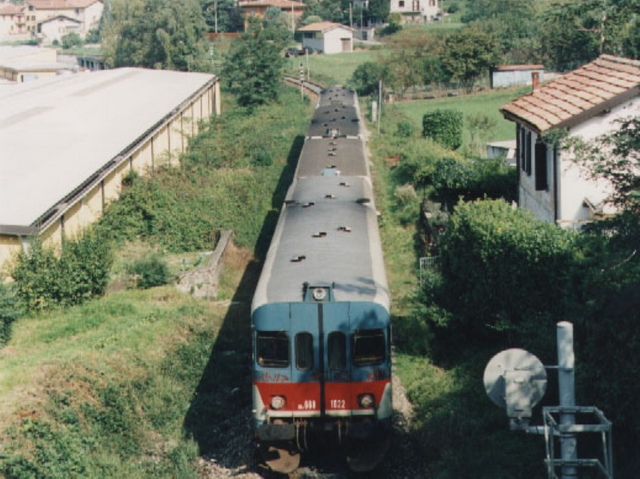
[[391, 85, 531, 142], [284, 48, 382, 86]]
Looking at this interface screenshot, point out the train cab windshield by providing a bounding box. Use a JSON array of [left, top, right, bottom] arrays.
[[257, 331, 290, 367], [352, 329, 385, 366]]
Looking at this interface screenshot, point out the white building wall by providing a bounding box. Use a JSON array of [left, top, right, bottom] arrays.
[[558, 97, 639, 226], [40, 17, 81, 44], [79, 1, 102, 33], [390, 0, 439, 22], [302, 26, 352, 54], [0, 12, 21, 37], [519, 96, 639, 227], [324, 28, 351, 54]]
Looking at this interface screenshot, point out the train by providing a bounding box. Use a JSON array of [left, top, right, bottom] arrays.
[[251, 85, 392, 473]]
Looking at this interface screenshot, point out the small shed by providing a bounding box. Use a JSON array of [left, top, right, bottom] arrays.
[[491, 64, 544, 89], [486, 140, 516, 166], [298, 22, 354, 54]]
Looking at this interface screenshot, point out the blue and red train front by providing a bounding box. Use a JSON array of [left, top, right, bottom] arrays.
[[252, 284, 392, 470]]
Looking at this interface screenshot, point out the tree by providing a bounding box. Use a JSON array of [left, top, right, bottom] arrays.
[[539, 0, 640, 71], [102, 0, 210, 71], [261, 7, 293, 46], [381, 29, 445, 97], [441, 25, 502, 93], [303, 0, 350, 24], [202, 0, 244, 33], [222, 27, 285, 107], [350, 61, 389, 96], [369, 0, 390, 23]]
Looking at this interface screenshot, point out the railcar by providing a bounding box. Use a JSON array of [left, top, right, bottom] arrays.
[[251, 86, 391, 473]]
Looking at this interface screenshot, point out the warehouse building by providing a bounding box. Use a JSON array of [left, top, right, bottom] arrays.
[[0, 67, 221, 273]]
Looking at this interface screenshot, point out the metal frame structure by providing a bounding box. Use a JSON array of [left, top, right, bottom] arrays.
[[542, 406, 614, 479]]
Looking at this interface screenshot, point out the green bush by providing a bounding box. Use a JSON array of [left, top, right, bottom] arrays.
[[11, 230, 113, 311], [396, 120, 416, 138], [393, 184, 421, 225], [0, 283, 21, 346], [129, 254, 171, 289], [423, 109, 463, 150], [392, 137, 454, 188], [431, 157, 474, 205], [433, 199, 579, 347], [99, 88, 309, 255], [350, 61, 389, 96], [61, 32, 83, 50], [431, 157, 517, 208]]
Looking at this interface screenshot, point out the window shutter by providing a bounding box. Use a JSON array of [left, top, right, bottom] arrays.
[[535, 141, 548, 190]]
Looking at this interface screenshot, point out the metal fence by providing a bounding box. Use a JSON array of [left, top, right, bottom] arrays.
[[419, 256, 440, 286]]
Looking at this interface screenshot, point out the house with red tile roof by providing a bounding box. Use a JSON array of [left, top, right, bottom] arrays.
[[500, 55, 640, 228], [0, 3, 27, 38], [237, 0, 305, 32]]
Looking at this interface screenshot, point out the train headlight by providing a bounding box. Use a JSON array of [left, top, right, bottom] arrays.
[[270, 396, 286, 410], [312, 287, 327, 301], [358, 394, 375, 408]]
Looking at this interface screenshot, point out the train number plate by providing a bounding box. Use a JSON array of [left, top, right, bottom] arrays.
[[299, 399, 317, 410], [330, 399, 346, 409]]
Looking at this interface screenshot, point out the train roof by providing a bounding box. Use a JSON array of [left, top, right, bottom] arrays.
[[294, 137, 369, 178], [316, 85, 357, 108], [308, 105, 361, 138], [252, 175, 389, 311]]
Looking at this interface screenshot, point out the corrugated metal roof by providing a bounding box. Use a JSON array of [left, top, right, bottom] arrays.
[[500, 55, 640, 135], [0, 68, 215, 227]]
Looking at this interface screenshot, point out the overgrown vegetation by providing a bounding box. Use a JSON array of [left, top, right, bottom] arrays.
[[422, 109, 463, 150], [0, 283, 20, 347], [0, 88, 311, 476], [369, 94, 638, 477], [11, 230, 113, 311], [222, 18, 287, 107]]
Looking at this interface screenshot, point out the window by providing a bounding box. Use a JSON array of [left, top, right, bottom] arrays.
[[328, 332, 346, 369], [398, 0, 405, 6], [256, 331, 289, 367], [524, 131, 532, 176], [535, 141, 548, 190], [352, 329, 385, 366], [295, 333, 314, 370]]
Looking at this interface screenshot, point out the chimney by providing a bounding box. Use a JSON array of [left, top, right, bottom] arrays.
[[532, 71, 540, 92]]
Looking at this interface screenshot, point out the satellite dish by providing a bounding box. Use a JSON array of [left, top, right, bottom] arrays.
[[484, 348, 547, 421]]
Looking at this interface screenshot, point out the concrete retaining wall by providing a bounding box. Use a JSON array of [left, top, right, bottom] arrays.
[[175, 230, 233, 300]]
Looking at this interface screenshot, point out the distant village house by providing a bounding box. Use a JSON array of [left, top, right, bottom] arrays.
[[237, 0, 305, 32], [389, 0, 439, 24], [0, 0, 103, 44], [0, 2, 27, 37]]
